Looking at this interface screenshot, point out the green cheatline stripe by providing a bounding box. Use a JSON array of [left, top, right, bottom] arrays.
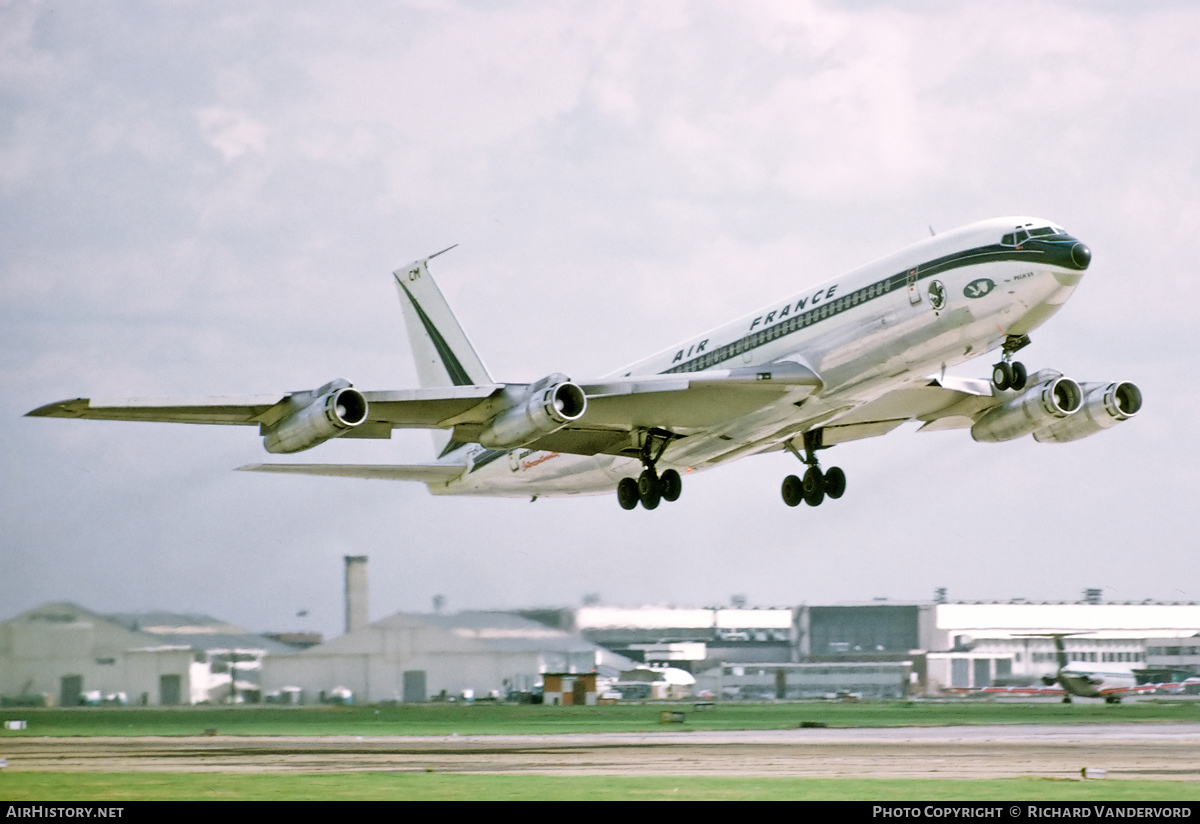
[[399, 280, 475, 387], [662, 240, 1075, 376]]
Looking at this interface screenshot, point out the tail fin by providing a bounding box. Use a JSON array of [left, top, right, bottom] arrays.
[[393, 247, 494, 457]]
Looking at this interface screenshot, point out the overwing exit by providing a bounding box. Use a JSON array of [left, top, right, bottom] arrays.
[[27, 216, 1142, 510]]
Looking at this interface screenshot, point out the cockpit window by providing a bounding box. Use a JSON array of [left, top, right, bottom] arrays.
[[1028, 226, 1057, 237], [1001, 233, 1014, 245]]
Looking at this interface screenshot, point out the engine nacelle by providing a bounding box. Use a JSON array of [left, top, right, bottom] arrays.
[[263, 380, 369, 454], [1032, 381, 1142, 443], [971, 375, 1083, 443], [477, 373, 587, 449]]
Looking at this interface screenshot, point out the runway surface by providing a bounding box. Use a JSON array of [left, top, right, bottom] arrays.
[[4, 724, 1200, 779]]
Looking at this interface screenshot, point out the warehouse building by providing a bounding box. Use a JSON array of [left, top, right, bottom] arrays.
[[0, 602, 292, 706], [261, 610, 630, 704]]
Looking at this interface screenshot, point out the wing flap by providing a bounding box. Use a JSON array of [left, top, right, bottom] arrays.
[[361, 385, 503, 427], [237, 463, 465, 482], [576, 361, 823, 431]]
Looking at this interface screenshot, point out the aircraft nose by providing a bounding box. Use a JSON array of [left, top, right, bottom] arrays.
[[1071, 242, 1091, 269]]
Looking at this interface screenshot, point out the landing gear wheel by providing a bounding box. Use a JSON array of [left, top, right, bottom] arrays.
[[638, 470, 662, 510], [660, 469, 682, 502], [802, 466, 825, 507], [617, 477, 639, 510], [824, 466, 846, 499], [781, 474, 803, 507], [1010, 361, 1027, 391], [992, 361, 1012, 390], [1062, 696, 1073, 704], [1104, 696, 1122, 705]]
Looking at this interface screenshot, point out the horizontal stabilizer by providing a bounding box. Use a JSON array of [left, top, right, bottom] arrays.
[[237, 463, 466, 482]]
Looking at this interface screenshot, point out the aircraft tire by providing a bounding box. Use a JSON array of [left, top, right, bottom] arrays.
[[640, 481, 662, 510], [824, 466, 846, 499], [617, 477, 640, 510], [781, 474, 803, 507], [1010, 361, 1027, 391], [992, 361, 1012, 390], [1062, 696, 1073, 704], [661, 469, 682, 502], [803, 466, 825, 507]]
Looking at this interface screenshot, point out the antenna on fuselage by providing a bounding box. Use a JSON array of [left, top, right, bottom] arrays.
[[928, 225, 937, 236]]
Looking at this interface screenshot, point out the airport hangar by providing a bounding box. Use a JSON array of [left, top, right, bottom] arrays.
[[4, 589, 1199, 705], [0, 601, 295, 707]]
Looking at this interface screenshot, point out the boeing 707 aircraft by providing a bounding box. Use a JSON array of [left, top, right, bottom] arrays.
[[28, 216, 1142, 510]]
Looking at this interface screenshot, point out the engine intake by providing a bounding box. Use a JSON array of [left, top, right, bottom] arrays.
[[971, 374, 1083, 443], [263, 380, 369, 454], [477, 373, 587, 449], [1032, 381, 1142, 443]]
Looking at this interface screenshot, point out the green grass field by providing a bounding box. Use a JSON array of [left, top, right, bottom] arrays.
[[2, 699, 1198, 738], [1, 773, 1198, 801], [3, 702, 1197, 800]]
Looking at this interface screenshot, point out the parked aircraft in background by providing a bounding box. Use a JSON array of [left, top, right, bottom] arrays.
[[967, 635, 1190, 704], [28, 216, 1142, 510]]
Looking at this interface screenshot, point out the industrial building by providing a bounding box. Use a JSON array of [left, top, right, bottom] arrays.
[[261, 610, 630, 703], [0, 602, 293, 706], [535, 600, 1200, 697]]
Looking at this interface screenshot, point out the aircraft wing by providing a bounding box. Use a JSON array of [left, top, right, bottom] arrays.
[[237, 463, 465, 482], [812, 375, 998, 446], [26, 395, 290, 426], [27, 386, 504, 432], [26, 363, 822, 457]]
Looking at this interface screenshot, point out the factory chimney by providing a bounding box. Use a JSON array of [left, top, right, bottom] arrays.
[[344, 555, 369, 634]]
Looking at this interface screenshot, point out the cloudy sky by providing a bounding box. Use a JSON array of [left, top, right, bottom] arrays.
[[3, 1, 1198, 639]]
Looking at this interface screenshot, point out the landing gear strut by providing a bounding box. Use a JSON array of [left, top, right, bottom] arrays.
[[992, 334, 1030, 391], [616, 429, 683, 511], [781, 430, 846, 508]]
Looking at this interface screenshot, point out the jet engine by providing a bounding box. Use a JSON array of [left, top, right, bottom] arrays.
[[477, 373, 587, 449], [1032, 381, 1142, 443], [262, 379, 369, 454], [971, 374, 1083, 443]]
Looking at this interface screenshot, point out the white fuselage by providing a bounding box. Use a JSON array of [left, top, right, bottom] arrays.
[[433, 216, 1087, 497], [1058, 665, 1138, 698]]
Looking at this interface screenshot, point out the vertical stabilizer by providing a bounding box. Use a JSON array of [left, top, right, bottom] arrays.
[[393, 248, 493, 457]]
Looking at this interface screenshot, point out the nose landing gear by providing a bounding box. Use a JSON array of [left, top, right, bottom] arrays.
[[992, 334, 1031, 391], [616, 429, 683, 511], [781, 430, 846, 508]]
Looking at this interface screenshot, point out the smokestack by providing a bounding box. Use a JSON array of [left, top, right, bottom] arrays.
[[344, 555, 369, 634]]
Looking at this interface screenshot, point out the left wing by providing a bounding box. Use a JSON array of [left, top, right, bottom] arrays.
[[238, 463, 465, 482], [27, 362, 823, 457]]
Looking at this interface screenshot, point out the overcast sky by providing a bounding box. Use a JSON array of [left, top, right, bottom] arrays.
[[3, 1, 1198, 640]]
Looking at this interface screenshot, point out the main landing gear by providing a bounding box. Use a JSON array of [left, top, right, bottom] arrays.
[[781, 430, 846, 508], [617, 429, 683, 511], [992, 334, 1031, 391]]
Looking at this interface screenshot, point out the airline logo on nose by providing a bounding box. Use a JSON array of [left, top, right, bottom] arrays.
[[963, 278, 995, 299]]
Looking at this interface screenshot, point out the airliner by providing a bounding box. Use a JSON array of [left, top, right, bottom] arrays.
[[27, 216, 1142, 510]]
